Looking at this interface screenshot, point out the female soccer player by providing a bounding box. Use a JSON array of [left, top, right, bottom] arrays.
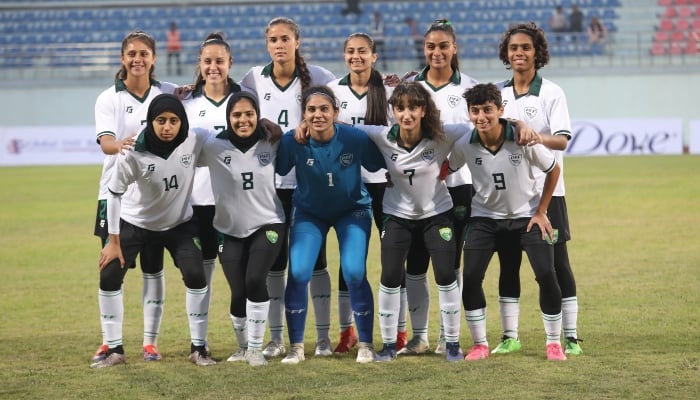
[[182, 32, 242, 353], [326, 32, 408, 353], [198, 91, 286, 366], [446, 83, 565, 361], [277, 86, 385, 364], [94, 94, 214, 367], [491, 22, 582, 357], [404, 19, 478, 355], [92, 30, 176, 364], [240, 17, 336, 358], [356, 82, 465, 362]]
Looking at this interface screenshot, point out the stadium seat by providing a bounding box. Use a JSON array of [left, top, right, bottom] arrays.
[[650, 41, 667, 55], [658, 0, 672, 5], [676, 19, 691, 30], [655, 31, 671, 41], [662, 6, 677, 18], [658, 18, 675, 30], [685, 38, 699, 53], [669, 40, 683, 53]]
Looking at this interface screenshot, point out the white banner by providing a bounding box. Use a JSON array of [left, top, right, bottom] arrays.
[[0, 126, 103, 166], [567, 118, 683, 156], [689, 120, 700, 155]]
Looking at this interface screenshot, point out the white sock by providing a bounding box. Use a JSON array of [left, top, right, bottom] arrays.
[[202, 258, 216, 316], [142, 270, 165, 346], [542, 312, 563, 345], [562, 296, 579, 339], [266, 270, 286, 343], [231, 314, 247, 349], [247, 300, 269, 350], [438, 268, 463, 340], [186, 286, 209, 347], [397, 287, 407, 334], [438, 281, 461, 343], [378, 284, 400, 344], [465, 307, 488, 346], [310, 268, 331, 341], [337, 290, 353, 331], [99, 288, 123, 348], [498, 296, 520, 339], [406, 273, 430, 341]]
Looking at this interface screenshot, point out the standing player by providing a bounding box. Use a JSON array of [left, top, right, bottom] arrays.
[[356, 82, 464, 362], [404, 19, 478, 355], [182, 32, 242, 354], [198, 91, 286, 367], [277, 86, 384, 364], [326, 32, 407, 353], [94, 94, 214, 367], [240, 17, 336, 358], [491, 22, 582, 356], [446, 83, 565, 361], [92, 30, 176, 364]]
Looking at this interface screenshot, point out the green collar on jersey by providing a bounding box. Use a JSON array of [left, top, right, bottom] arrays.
[[114, 78, 161, 103], [469, 118, 516, 144], [413, 66, 461, 90], [503, 73, 543, 98], [386, 123, 433, 142], [338, 74, 368, 100], [261, 62, 298, 91], [191, 78, 242, 106]]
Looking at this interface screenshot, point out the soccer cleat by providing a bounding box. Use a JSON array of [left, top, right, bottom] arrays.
[[397, 336, 429, 355], [564, 337, 583, 355], [189, 348, 216, 366], [226, 347, 247, 362], [547, 343, 567, 361], [355, 342, 374, 364], [281, 343, 305, 364], [333, 326, 359, 354], [314, 337, 332, 357], [374, 343, 397, 362], [434, 335, 446, 355], [262, 340, 286, 358], [92, 344, 109, 362], [90, 352, 126, 369], [491, 336, 522, 354], [445, 342, 464, 362], [396, 330, 408, 352], [465, 344, 489, 361], [142, 344, 162, 361], [245, 349, 268, 367]]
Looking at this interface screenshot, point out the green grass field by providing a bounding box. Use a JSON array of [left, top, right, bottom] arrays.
[[1, 156, 699, 399]]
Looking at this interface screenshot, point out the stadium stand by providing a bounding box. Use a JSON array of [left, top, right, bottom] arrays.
[[651, 0, 700, 55]]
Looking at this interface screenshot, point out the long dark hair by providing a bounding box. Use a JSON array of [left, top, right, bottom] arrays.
[[115, 30, 157, 81], [388, 82, 444, 141], [266, 17, 311, 92], [344, 33, 389, 126]]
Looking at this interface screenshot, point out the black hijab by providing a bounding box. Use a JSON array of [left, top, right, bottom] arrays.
[[224, 91, 264, 151], [144, 93, 189, 159]]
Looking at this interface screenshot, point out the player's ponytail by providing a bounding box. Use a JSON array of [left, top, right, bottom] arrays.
[[194, 32, 233, 89], [115, 30, 157, 81], [266, 17, 311, 92]]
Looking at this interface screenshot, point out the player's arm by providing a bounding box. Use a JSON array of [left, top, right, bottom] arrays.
[[98, 134, 136, 155], [527, 161, 560, 242], [99, 190, 124, 270]]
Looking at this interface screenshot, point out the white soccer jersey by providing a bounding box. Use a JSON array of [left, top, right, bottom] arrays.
[[446, 121, 556, 219], [498, 74, 571, 196], [359, 124, 462, 220], [240, 63, 335, 188], [327, 74, 394, 183], [183, 87, 235, 206], [411, 69, 478, 187], [94, 79, 177, 199], [198, 130, 285, 238], [108, 130, 206, 233]]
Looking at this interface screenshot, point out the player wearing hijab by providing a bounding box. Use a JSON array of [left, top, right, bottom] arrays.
[[93, 94, 214, 368], [405, 19, 478, 354], [277, 86, 385, 364], [240, 17, 336, 358], [92, 30, 176, 364], [492, 22, 582, 356], [198, 91, 286, 366]]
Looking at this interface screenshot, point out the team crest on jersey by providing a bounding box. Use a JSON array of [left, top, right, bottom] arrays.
[[439, 227, 453, 241], [509, 153, 523, 166], [524, 106, 537, 119], [180, 153, 193, 167], [447, 95, 461, 108], [258, 152, 271, 165], [265, 230, 279, 244], [340, 153, 353, 166], [421, 149, 435, 163]]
